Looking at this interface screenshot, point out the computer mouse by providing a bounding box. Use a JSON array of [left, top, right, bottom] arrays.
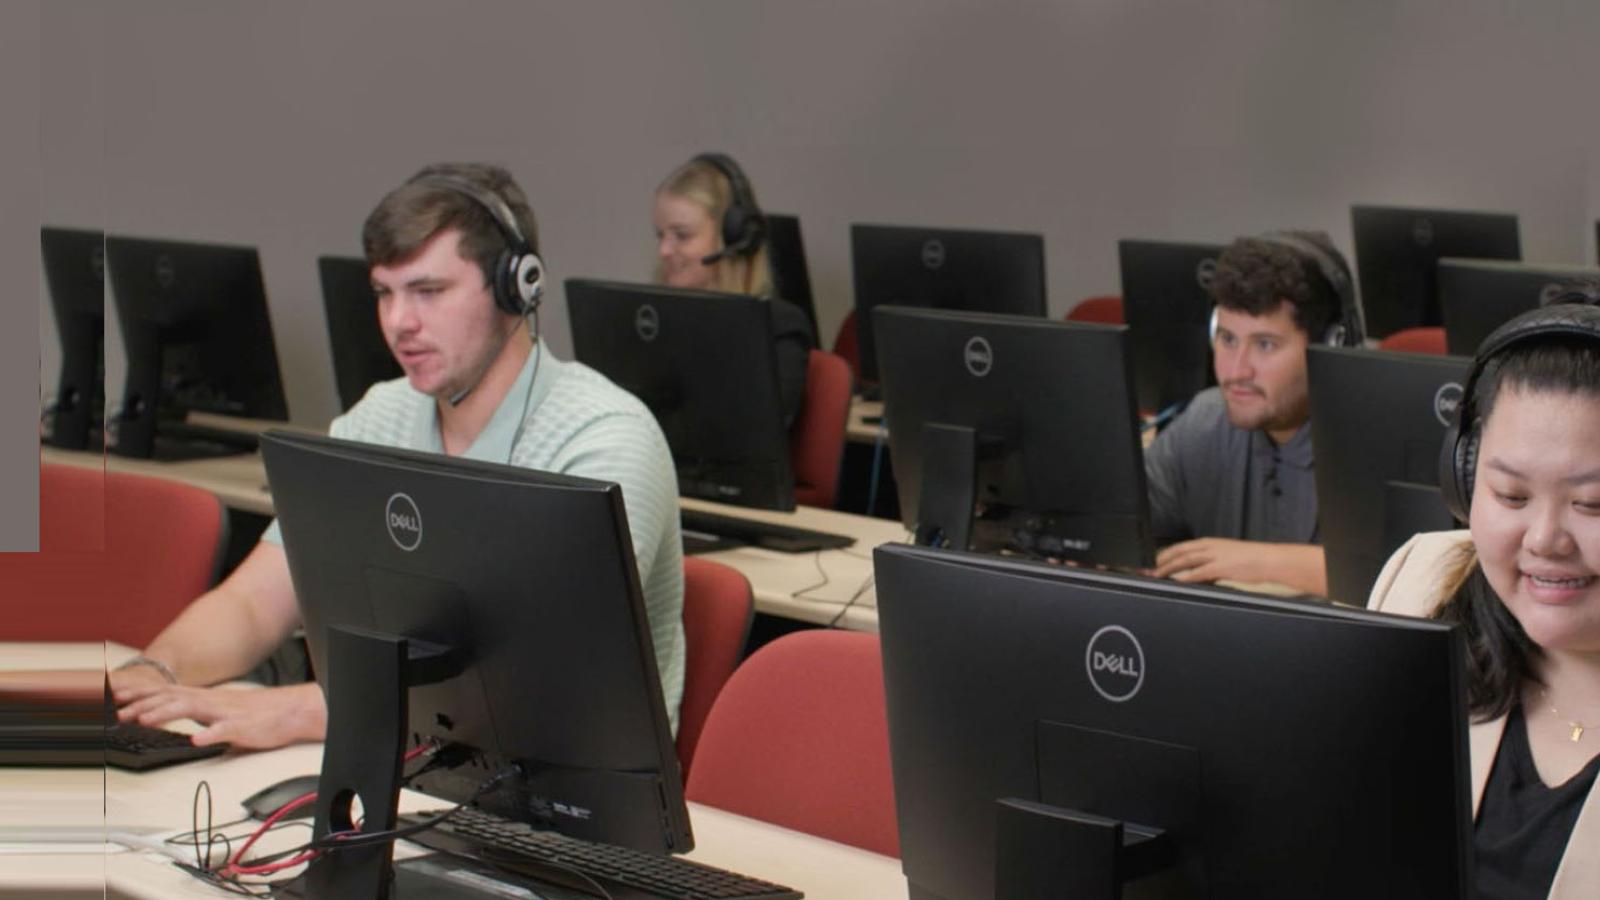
[[239, 773, 322, 821]]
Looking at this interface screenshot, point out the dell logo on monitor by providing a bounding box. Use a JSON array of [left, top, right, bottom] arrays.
[[1085, 624, 1145, 702], [921, 238, 946, 270], [634, 304, 661, 342], [1433, 381, 1464, 427], [1411, 217, 1435, 247], [963, 336, 993, 378], [385, 492, 423, 552], [1195, 257, 1217, 292], [154, 254, 177, 289]]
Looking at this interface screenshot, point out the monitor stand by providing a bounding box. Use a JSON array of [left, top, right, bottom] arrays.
[[303, 626, 456, 900], [995, 799, 1178, 899], [913, 422, 977, 550]]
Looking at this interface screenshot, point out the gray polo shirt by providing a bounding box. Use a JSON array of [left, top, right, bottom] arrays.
[[1144, 387, 1319, 546]]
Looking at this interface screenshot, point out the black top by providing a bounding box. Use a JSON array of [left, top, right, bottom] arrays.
[[770, 296, 816, 430], [1476, 705, 1600, 900]]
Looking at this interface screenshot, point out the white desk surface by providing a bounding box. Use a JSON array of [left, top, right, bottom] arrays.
[[0, 645, 907, 899], [42, 447, 908, 633], [681, 498, 908, 633], [846, 397, 884, 446], [846, 396, 1161, 450]]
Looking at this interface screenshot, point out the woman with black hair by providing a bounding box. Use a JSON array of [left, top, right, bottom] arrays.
[[1369, 304, 1600, 899]]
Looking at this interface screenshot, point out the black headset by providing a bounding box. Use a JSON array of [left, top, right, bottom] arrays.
[[1437, 300, 1600, 521], [691, 152, 766, 265], [413, 174, 545, 317], [1208, 233, 1364, 348]]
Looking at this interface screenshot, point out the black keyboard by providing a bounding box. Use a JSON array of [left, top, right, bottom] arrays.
[[149, 420, 262, 460], [106, 722, 228, 771], [680, 509, 855, 555], [0, 721, 226, 770], [403, 807, 802, 900]]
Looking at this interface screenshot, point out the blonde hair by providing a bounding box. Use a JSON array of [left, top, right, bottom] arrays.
[[653, 157, 772, 297]]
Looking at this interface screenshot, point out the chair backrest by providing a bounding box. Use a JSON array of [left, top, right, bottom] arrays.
[[789, 349, 852, 509], [1378, 325, 1448, 355], [0, 464, 227, 645], [831, 309, 861, 382], [676, 558, 754, 778], [1066, 294, 1125, 325], [686, 629, 900, 857]]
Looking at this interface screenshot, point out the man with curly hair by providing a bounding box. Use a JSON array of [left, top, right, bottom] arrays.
[[1144, 233, 1353, 596]]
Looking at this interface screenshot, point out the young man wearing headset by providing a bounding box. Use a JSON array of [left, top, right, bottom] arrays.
[[1144, 232, 1361, 597], [112, 163, 686, 750]]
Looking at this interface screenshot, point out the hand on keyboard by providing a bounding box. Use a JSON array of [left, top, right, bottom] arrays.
[[113, 681, 327, 751]]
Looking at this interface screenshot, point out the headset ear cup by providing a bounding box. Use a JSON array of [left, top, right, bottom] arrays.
[[1208, 307, 1219, 344], [721, 206, 748, 251], [490, 251, 544, 316], [1456, 430, 1478, 521], [490, 249, 518, 315], [1437, 423, 1474, 523], [512, 252, 544, 313]]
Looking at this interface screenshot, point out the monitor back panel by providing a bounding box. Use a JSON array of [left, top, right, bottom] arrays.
[[319, 255, 403, 411], [851, 224, 1046, 381], [1351, 205, 1520, 337], [1308, 346, 1469, 604], [1438, 258, 1600, 356], [1118, 239, 1223, 412]]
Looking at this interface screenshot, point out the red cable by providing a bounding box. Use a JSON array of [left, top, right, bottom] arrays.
[[219, 741, 437, 878], [224, 848, 320, 876], [220, 790, 317, 876]]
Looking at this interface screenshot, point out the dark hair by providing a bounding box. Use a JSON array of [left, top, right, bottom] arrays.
[[361, 162, 539, 289], [1209, 233, 1345, 338], [1435, 334, 1600, 719]]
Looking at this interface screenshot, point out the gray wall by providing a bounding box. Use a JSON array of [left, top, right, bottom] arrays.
[[4, 0, 42, 549], [38, 0, 1600, 431]]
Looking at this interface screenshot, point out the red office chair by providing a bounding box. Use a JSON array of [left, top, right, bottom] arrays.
[[676, 558, 754, 778], [686, 630, 900, 857], [1065, 295, 1125, 325], [789, 349, 852, 509], [0, 464, 227, 646], [1378, 326, 1448, 355], [831, 310, 861, 382]]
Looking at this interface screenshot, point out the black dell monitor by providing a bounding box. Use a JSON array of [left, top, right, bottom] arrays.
[[1308, 346, 1469, 605], [874, 306, 1152, 568], [1118, 239, 1224, 413], [318, 255, 402, 411], [105, 235, 289, 459], [40, 227, 106, 451], [875, 543, 1473, 900], [764, 212, 818, 336], [1438, 257, 1600, 356], [1351, 204, 1521, 337], [260, 430, 691, 896], [851, 223, 1047, 382], [566, 278, 795, 511]]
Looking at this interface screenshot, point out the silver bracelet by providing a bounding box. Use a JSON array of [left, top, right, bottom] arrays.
[[115, 655, 178, 685]]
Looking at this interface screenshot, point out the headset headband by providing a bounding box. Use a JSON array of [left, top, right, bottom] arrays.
[[1438, 301, 1600, 520], [1254, 232, 1363, 347], [415, 174, 531, 250], [690, 152, 766, 261]]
